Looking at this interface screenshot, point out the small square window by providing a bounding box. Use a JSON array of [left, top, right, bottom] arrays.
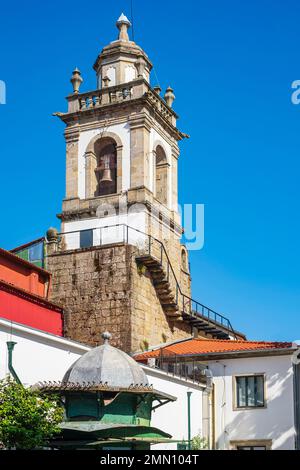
[[80, 229, 93, 248], [236, 375, 265, 408]]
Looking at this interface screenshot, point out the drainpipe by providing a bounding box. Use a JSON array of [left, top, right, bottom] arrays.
[[6, 342, 22, 385], [201, 368, 214, 450], [187, 391, 192, 450]]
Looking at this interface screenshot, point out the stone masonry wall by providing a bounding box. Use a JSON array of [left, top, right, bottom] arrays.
[[47, 244, 132, 351], [47, 243, 192, 353]]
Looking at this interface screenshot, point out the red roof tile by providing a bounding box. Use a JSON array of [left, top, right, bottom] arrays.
[[134, 338, 294, 361]]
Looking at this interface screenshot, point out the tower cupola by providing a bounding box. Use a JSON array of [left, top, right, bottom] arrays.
[[93, 13, 153, 88]]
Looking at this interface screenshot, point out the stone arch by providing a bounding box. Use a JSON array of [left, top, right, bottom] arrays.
[[153, 142, 169, 206], [85, 132, 123, 198]]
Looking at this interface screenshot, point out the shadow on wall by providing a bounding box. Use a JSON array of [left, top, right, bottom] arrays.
[[216, 367, 295, 450]]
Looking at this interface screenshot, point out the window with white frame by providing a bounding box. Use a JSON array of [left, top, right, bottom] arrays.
[[235, 374, 265, 408]]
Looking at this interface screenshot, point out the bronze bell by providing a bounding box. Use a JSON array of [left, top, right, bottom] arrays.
[[100, 168, 113, 183], [99, 155, 113, 183]]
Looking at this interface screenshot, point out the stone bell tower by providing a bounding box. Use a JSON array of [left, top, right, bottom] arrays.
[[46, 14, 235, 353], [59, 14, 186, 252]]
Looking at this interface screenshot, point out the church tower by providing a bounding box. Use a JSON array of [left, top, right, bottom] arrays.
[[59, 14, 186, 264], [46, 15, 237, 352]]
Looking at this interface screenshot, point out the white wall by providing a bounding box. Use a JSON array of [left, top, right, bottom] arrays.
[[0, 319, 88, 386], [207, 355, 295, 450], [143, 365, 205, 450], [63, 209, 148, 250]]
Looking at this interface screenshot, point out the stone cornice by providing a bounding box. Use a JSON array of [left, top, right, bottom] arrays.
[[128, 113, 152, 132], [93, 41, 153, 72], [55, 79, 189, 142], [59, 98, 185, 142], [58, 189, 183, 235]]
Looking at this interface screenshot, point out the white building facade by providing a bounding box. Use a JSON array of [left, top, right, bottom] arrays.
[[135, 338, 300, 450], [207, 353, 298, 450], [0, 318, 206, 450], [2, 317, 299, 450]]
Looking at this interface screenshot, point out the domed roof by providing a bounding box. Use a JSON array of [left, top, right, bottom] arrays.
[[62, 332, 148, 388]]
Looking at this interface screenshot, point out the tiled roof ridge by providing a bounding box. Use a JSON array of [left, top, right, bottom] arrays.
[[134, 338, 295, 361], [194, 338, 292, 345]]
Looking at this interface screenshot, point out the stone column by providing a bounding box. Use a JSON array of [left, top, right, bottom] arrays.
[[129, 115, 151, 189], [85, 150, 97, 198], [65, 127, 80, 199], [116, 144, 123, 192], [171, 144, 180, 212]]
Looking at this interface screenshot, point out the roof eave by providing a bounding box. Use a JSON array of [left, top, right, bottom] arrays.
[[136, 347, 297, 362]]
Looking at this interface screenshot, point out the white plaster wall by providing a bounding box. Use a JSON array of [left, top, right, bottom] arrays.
[[63, 208, 147, 250], [0, 319, 88, 386], [207, 355, 295, 450], [106, 66, 116, 86], [143, 70, 150, 82], [124, 65, 136, 82], [149, 128, 172, 209], [78, 123, 131, 198], [143, 366, 204, 450]]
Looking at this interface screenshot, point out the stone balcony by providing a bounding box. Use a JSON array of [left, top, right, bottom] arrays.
[[64, 78, 177, 127]]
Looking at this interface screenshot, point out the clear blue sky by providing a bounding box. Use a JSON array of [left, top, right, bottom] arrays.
[[0, 0, 299, 341]]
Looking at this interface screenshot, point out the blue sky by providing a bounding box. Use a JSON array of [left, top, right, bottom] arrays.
[[0, 0, 299, 341]]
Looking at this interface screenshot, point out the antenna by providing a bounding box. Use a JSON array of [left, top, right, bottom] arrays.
[[130, 0, 135, 41]]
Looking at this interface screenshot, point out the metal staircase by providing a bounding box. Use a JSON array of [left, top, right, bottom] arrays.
[[136, 255, 180, 317], [134, 232, 237, 340], [58, 223, 238, 340]]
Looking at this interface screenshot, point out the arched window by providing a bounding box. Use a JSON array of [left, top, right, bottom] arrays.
[[155, 145, 168, 205], [181, 247, 188, 272], [94, 138, 117, 196]]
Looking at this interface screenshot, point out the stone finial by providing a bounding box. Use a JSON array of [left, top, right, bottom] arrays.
[[164, 86, 175, 108], [153, 85, 162, 95], [102, 76, 111, 88], [70, 68, 83, 94], [102, 331, 112, 344], [116, 13, 131, 41], [46, 227, 58, 242]]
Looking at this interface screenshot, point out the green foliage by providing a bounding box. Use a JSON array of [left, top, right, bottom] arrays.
[[140, 339, 149, 351], [0, 377, 64, 449], [136, 262, 147, 276], [191, 434, 208, 450]]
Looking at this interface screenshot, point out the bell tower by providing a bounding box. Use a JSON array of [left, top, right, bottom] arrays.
[[47, 14, 197, 352], [58, 13, 187, 251]]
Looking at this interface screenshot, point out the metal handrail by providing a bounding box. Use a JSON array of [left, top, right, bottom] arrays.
[[55, 223, 236, 337]]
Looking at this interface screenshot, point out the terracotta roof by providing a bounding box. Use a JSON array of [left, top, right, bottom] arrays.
[[134, 338, 295, 361]]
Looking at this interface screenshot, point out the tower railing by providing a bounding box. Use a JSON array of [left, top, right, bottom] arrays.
[[54, 224, 237, 338]]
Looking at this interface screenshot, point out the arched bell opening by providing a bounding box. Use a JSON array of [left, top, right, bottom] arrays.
[[94, 138, 117, 196], [154, 144, 168, 206], [85, 133, 122, 199]]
